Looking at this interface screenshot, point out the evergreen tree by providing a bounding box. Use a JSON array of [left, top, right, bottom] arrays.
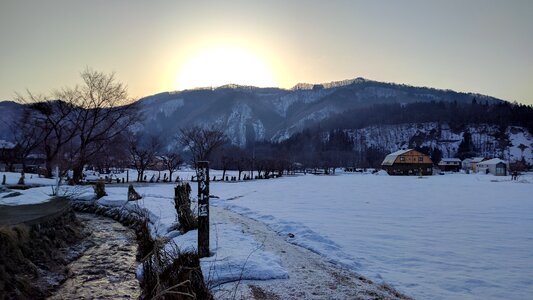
[[457, 130, 477, 159]]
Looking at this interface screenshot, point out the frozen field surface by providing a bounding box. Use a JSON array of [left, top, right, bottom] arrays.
[[210, 173, 533, 300]]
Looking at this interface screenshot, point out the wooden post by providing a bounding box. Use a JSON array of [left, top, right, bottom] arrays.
[[197, 161, 210, 257]]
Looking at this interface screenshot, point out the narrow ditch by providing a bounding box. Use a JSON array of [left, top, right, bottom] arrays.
[[49, 213, 140, 299], [71, 200, 213, 300]]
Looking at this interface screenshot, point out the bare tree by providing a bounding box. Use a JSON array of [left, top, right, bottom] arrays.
[[90, 132, 130, 174], [10, 108, 44, 170], [161, 152, 183, 182], [129, 135, 160, 182], [178, 125, 226, 168], [15, 69, 137, 181], [15, 92, 77, 178], [213, 146, 233, 180], [63, 68, 138, 183], [227, 145, 248, 180]]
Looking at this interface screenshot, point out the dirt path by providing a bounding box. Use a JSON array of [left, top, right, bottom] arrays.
[[210, 206, 410, 300], [49, 213, 140, 299]]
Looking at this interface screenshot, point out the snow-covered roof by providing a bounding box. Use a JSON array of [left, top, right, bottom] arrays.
[[440, 158, 461, 162], [27, 153, 46, 159], [477, 158, 507, 166], [0, 140, 16, 149], [471, 157, 485, 163], [381, 149, 412, 166]]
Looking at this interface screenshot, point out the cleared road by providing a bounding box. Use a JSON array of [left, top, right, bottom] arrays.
[[0, 197, 70, 225]]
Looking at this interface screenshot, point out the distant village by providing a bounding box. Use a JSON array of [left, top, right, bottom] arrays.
[[378, 149, 512, 177]]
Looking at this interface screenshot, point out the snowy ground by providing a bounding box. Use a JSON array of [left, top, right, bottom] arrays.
[[207, 206, 407, 299], [0, 172, 58, 205], [2, 170, 532, 299], [83, 183, 291, 290], [209, 172, 533, 300], [88, 171, 533, 299], [86, 181, 406, 299]]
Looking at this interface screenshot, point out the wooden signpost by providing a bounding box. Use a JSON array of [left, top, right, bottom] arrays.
[[197, 161, 210, 257]]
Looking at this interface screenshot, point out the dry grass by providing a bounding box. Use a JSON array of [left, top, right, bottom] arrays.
[[140, 233, 212, 299], [174, 182, 198, 233], [0, 209, 85, 298]]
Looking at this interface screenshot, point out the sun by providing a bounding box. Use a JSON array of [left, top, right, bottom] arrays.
[[176, 46, 277, 90]]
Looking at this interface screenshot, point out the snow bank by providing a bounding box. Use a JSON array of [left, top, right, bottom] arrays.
[[171, 223, 288, 285], [0, 171, 56, 186], [0, 172, 81, 205], [77, 183, 288, 286]]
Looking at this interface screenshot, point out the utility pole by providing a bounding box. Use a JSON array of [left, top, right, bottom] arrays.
[[197, 161, 210, 257]]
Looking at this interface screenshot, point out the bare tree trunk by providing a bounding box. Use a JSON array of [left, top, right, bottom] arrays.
[[73, 162, 84, 183], [45, 158, 53, 178]]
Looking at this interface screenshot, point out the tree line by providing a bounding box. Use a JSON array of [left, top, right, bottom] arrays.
[[319, 99, 533, 133], [8, 69, 137, 183]]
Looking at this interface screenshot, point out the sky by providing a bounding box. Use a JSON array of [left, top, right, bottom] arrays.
[[1, 0, 532, 104]]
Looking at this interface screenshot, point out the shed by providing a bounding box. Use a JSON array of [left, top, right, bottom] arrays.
[[381, 149, 433, 176], [438, 158, 462, 172]]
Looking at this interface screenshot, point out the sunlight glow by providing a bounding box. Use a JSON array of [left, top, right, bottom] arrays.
[[176, 46, 277, 90]]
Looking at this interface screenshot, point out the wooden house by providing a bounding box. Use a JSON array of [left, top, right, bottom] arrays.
[[381, 149, 433, 175], [438, 158, 462, 172]]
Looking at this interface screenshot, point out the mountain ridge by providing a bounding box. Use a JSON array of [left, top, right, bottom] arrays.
[[2, 77, 530, 164]]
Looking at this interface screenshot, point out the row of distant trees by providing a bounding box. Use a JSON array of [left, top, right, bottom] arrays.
[[319, 99, 533, 134], [6, 69, 233, 183], [127, 126, 226, 182], [11, 69, 137, 182]]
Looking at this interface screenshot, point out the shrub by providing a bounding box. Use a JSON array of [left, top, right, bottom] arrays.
[[173, 183, 197, 232], [93, 180, 107, 199]]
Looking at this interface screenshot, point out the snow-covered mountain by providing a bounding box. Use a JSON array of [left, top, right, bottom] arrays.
[[2, 77, 530, 163], [131, 78, 505, 147]]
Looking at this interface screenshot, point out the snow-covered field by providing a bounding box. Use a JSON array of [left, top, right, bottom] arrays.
[[0, 172, 57, 205], [210, 173, 533, 300], [2, 170, 532, 299]]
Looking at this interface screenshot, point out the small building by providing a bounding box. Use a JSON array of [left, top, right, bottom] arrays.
[[0, 140, 19, 172], [381, 149, 433, 176], [438, 158, 462, 172], [476, 158, 509, 176], [462, 157, 485, 172], [470, 157, 486, 172]]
